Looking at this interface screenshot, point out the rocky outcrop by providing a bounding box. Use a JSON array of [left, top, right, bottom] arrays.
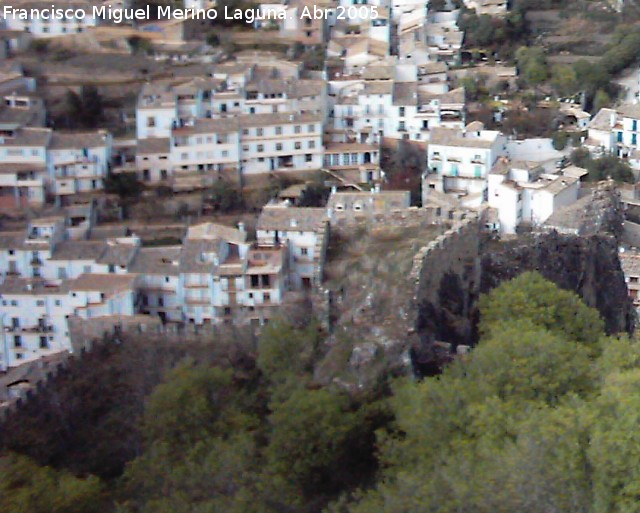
[[480, 232, 634, 336]]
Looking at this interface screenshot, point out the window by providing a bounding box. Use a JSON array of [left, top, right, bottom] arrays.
[[158, 297, 164, 307], [242, 128, 249, 135], [39, 336, 48, 349], [147, 117, 156, 127], [305, 154, 313, 162], [256, 128, 264, 136], [264, 292, 271, 303], [301, 247, 308, 256], [14, 335, 21, 348], [294, 125, 301, 134], [55, 300, 61, 306], [308, 140, 315, 149], [276, 143, 283, 151], [36, 300, 45, 307], [11, 300, 17, 307], [165, 276, 170, 283], [83, 265, 91, 274], [275, 126, 282, 135], [257, 144, 264, 153], [307, 124, 315, 132], [399, 107, 405, 117], [295, 141, 302, 150]]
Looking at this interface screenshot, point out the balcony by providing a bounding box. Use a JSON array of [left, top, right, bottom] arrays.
[[4, 324, 53, 333]]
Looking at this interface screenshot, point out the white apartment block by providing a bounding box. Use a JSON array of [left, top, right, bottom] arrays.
[[587, 104, 640, 163], [331, 79, 464, 145], [48, 131, 113, 199], [135, 137, 170, 183], [136, 69, 326, 184], [167, 113, 323, 183], [0, 274, 139, 370], [257, 205, 329, 290], [177, 223, 288, 326], [487, 159, 581, 234], [324, 142, 381, 184], [0, 211, 324, 367], [136, 72, 326, 140], [0, 125, 113, 207], [423, 122, 506, 207]]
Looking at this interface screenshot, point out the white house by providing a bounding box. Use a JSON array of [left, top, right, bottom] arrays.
[[0, 273, 139, 370], [423, 122, 506, 207], [488, 158, 581, 234], [257, 204, 328, 290]]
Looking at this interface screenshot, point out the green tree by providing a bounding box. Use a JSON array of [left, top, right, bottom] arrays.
[[257, 318, 322, 388], [467, 320, 595, 403], [515, 46, 549, 87], [586, 155, 635, 183], [104, 171, 143, 198], [142, 363, 258, 448], [589, 370, 640, 513], [266, 388, 361, 501], [551, 64, 578, 97], [0, 453, 104, 513], [552, 130, 569, 151], [204, 180, 244, 212], [478, 271, 605, 351], [571, 147, 592, 168], [65, 86, 104, 129], [593, 89, 612, 113]]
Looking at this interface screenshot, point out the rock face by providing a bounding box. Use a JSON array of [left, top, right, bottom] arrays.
[[480, 232, 635, 336], [410, 223, 634, 371]]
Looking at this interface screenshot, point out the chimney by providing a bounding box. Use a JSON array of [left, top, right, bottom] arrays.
[[610, 112, 616, 128], [237, 221, 245, 232], [331, 185, 337, 194], [290, 218, 298, 228], [374, 183, 381, 193]]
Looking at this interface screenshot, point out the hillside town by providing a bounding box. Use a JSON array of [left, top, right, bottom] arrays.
[[0, 0, 639, 376], [6, 1, 640, 512]]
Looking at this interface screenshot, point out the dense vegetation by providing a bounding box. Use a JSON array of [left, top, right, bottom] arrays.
[[2, 272, 640, 512], [570, 147, 636, 183]]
